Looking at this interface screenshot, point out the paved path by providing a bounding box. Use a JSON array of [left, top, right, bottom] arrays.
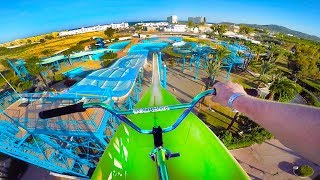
[[231, 139, 320, 179]]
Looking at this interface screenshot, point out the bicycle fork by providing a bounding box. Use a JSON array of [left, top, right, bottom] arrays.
[[150, 126, 180, 180]]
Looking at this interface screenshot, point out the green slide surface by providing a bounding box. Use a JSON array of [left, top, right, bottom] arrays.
[[91, 86, 249, 179]]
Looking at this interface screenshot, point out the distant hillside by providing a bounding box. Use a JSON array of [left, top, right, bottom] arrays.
[[244, 24, 320, 42], [217, 22, 320, 42]]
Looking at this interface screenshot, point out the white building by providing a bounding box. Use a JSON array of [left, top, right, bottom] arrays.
[[59, 22, 129, 37], [230, 25, 240, 33], [164, 24, 187, 33], [190, 27, 199, 33], [167, 15, 178, 24], [137, 22, 168, 27], [188, 16, 206, 24]]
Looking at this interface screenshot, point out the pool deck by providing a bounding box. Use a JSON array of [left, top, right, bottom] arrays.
[[116, 38, 139, 58], [231, 139, 320, 179]]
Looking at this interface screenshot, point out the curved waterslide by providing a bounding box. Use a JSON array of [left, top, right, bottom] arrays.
[[52, 53, 147, 99], [91, 53, 248, 179]]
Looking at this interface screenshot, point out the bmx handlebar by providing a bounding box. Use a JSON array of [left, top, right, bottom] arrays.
[[39, 89, 216, 134]]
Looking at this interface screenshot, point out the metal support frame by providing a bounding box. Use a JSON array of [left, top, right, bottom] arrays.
[[0, 48, 149, 178], [7, 59, 30, 82], [181, 54, 186, 72], [162, 65, 167, 88], [0, 91, 123, 177]]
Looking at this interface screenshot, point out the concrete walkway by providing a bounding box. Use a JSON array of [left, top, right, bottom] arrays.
[[231, 139, 320, 179]]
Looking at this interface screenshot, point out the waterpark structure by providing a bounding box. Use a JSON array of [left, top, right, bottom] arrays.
[[0, 36, 252, 178]]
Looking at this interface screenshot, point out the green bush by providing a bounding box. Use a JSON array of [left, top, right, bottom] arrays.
[[102, 51, 117, 60], [10, 76, 22, 87], [163, 46, 182, 58], [218, 115, 273, 149], [20, 80, 33, 90], [295, 165, 314, 177], [219, 130, 233, 146], [300, 79, 320, 91], [301, 88, 320, 107], [54, 73, 64, 82], [103, 59, 112, 67], [77, 39, 91, 45]]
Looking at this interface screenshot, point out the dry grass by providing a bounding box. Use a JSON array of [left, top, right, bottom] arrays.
[[51, 60, 102, 76], [1, 32, 131, 60]]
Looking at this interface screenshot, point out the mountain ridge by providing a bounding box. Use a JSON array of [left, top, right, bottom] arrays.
[[219, 22, 320, 42]]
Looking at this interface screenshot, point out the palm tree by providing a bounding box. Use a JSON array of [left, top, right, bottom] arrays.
[[210, 24, 218, 37], [254, 45, 264, 61], [268, 74, 298, 101], [255, 61, 277, 88], [62, 44, 84, 65], [134, 24, 143, 33], [25, 56, 49, 89], [267, 43, 279, 62], [205, 47, 231, 89], [217, 24, 227, 37]]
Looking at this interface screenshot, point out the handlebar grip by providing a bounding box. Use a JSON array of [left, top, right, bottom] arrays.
[[212, 88, 217, 96], [170, 153, 180, 158], [39, 102, 86, 119], [244, 88, 259, 97]]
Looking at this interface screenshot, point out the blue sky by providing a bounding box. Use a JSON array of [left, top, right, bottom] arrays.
[[0, 0, 319, 43]]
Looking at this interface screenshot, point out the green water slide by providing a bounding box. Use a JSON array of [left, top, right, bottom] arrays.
[[91, 53, 249, 179]]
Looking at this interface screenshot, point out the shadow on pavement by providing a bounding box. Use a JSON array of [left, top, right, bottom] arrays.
[[278, 161, 294, 175]]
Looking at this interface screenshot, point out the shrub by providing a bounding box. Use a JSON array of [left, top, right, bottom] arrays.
[[77, 39, 91, 45], [163, 46, 182, 58], [20, 80, 33, 90], [102, 51, 117, 60], [219, 130, 233, 146], [10, 76, 22, 87], [54, 73, 64, 82], [103, 59, 112, 67], [217, 115, 273, 149], [44, 35, 54, 40], [295, 165, 314, 177]]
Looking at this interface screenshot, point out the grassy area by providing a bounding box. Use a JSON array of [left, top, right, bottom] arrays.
[[163, 45, 182, 58], [0, 32, 131, 60], [182, 36, 221, 48]]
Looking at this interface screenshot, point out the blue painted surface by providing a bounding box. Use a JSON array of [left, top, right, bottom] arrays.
[[141, 37, 182, 43], [91, 40, 131, 60], [0, 39, 173, 178], [168, 37, 182, 42], [106, 40, 131, 52], [62, 66, 85, 79], [58, 41, 171, 99]]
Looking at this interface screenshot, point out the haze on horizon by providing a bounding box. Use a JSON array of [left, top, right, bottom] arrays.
[[0, 0, 319, 43]]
